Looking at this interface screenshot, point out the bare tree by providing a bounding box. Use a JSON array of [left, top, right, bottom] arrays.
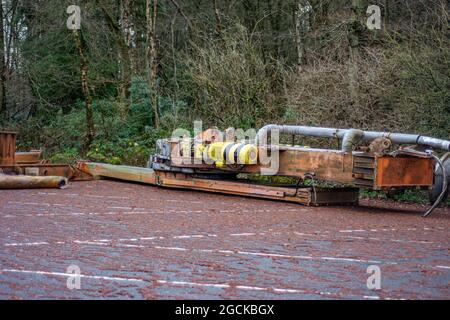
[[146, 0, 159, 128], [97, 0, 132, 116], [72, 29, 95, 149], [294, 1, 312, 72], [348, 0, 367, 105], [120, 0, 136, 74], [214, 0, 222, 38], [0, 0, 6, 118]]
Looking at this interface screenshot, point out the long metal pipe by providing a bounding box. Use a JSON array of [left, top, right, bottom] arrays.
[[256, 125, 450, 151], [77, 162, 157, 185], [0, 175, 68, 189]]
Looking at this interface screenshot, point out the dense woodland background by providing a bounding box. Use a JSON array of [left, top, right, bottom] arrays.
[[0, 0, 448, 166]]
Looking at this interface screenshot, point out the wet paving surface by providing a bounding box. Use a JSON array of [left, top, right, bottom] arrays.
[[0, 180, 449, 300]]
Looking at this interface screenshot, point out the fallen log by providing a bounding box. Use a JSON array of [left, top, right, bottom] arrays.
[[0, 175, 68, 189]]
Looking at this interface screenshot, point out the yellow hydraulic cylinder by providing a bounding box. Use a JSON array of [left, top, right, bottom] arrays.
[[202, 142, 258, 167], [226, 143, 258, 165], [205, 142, 232, 167]]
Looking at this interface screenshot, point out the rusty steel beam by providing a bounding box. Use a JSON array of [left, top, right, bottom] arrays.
[[77, 162, 359, 206], [157, 171, 359, 206], [76, 162, 156, 185], [244, 147, 356, 184], [0, 175, 68, 189], [15, 151, 43, 164]]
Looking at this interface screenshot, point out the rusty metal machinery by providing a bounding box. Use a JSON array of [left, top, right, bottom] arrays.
[[0, 131, 17, 166], [0, 130, 92, 188], [77, 125, 449, 217], [151, 128, 439, 191]]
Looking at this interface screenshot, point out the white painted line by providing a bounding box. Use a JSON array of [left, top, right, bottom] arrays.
[[4, 242, 49, 247], [236, 285, 267, 291], [217, 250, 235, 254], [1, 269, 145, 283], [237, 251, 313, 260], [0, 268, 409, 299], [436, 265, 450, 270], [273, 288, 303, 294], [173, 235, 205, 239], [117, 244, 145, 248], [320, 256, 382, 264], [339, 236, 435, 245], [73, 241, 108, 246], [154, 246, 187, 251], [166, 281, 230, 289], [363, 295, 381, 300]]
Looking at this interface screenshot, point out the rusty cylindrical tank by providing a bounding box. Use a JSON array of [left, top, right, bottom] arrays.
[[0, 131, 17, 165]]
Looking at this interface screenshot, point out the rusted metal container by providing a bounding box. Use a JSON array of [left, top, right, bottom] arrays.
[[0, 131, 17, 166]]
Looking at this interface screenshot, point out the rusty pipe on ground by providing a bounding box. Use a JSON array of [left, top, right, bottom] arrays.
[[0, 175, 68, 189], [256, 125, 450, 151]]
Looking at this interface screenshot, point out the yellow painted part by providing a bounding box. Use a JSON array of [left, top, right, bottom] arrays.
[[219, 142, 234, 163], [194, 144, 205, 160], [238, 144, 258, 165], [226, 143, 258, 165], [206, 142, 224, 163], [205, 142, 233, 164], [226, 143, 242, 165], [200, 142, 258, 166]]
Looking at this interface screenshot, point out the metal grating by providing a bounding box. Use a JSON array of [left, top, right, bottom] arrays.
[[352, 154, 376, 188]]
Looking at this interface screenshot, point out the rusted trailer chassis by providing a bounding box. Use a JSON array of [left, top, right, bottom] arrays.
[[77, 161, 359, 206]]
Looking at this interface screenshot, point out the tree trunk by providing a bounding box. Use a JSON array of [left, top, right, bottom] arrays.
[[6, 0, 18, 74], [146, 0, 159, 129], [121, 0, 136, 74], [73, 29, 95, 149], [295, 1, 311, 72], [214, 0, 222, 38], [0, 0, 7, 118], [348, 0, 367, 106], [98, 0, 131, 117]]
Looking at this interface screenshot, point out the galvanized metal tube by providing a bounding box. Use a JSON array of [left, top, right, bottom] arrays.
[[77, 162, 157, 185], [256, 125, 450, 151], [0, 175, 68, 189], [342, 129, 364, 152]]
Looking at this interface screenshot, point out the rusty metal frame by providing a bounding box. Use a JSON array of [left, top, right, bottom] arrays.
[[14, 151, 44, 164], [168, 143, 435, 190], [77, 162, 359, 206], [0, 164, 92, 181]]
